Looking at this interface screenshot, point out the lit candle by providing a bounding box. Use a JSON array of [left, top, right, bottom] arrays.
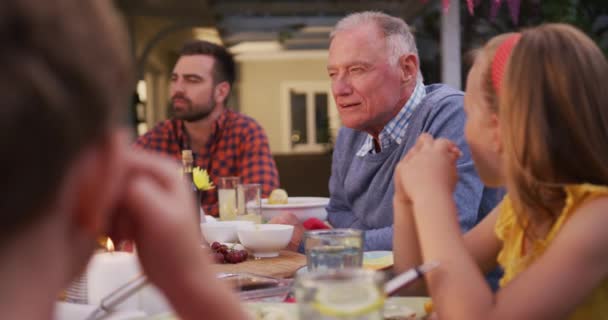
[[86, 238, 141, 310]]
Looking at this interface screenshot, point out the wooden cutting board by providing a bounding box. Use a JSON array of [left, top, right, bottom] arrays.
[[213, 250, 306, 278]]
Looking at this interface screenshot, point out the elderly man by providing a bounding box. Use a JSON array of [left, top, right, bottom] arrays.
[[273, 11, 503, 251], [135, 40, 279, 216]]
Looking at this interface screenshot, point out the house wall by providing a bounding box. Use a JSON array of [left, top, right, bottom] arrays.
[[236, 51, 331, 154]]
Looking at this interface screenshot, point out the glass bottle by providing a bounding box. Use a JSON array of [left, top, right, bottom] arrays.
[[181, 150, 201, 224]]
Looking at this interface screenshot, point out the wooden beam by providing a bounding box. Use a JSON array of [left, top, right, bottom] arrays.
[[219, 16, 341, 32], [213, 1, 407, 16], [115, 0, 215, 22]]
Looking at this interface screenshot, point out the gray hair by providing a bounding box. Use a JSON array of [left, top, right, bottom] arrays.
[[330, 11, 422, 81]]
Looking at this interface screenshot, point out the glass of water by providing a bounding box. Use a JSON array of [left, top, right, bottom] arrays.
[[304, 229, 364, 272], [295, 268, 385, 320], [235, 183, 262, 224], [218, 176, 240, 221]]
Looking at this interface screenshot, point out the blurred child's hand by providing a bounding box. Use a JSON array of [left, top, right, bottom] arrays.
[[395, 134, 461, 202], [108, 149, 211, 291], [107, 148, 248, 320]]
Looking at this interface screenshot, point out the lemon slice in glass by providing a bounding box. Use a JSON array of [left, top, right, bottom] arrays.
[[312, 282, 385, 318]]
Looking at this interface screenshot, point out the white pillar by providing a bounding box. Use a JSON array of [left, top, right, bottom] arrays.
[[441, 0, 462, 90]]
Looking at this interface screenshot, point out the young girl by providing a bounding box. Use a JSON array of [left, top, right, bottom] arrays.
[[393, 24, 608, 320]]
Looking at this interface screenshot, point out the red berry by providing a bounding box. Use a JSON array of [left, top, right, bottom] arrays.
[[213, 252, 225, 264], [232, 252, 241, 263]]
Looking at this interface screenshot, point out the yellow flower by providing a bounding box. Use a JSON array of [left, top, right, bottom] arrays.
[[192, 167, 215, 191]]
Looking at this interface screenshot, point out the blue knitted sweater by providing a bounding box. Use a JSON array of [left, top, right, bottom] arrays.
[[327, 84, 504, 250]]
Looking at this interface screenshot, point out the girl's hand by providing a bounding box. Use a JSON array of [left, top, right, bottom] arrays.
[[395, 134, 461, 203]]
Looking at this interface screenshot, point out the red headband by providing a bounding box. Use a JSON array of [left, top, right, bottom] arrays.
[[491, 33, 521, 95]]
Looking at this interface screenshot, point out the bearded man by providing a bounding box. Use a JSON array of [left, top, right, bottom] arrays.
[[135, 40, 279, 216]]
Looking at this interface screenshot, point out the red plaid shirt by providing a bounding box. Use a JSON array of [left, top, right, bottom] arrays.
[[135, 109, 279, 216]]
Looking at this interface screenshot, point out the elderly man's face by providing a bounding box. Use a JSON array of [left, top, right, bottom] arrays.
[[327, 23, 405, 134]]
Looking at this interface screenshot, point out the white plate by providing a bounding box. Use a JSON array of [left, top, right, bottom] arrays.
[[261, 197, 329, 222], [55, 302, 147, 319], [203, 215, 217, 223], [261, 197, 330, 209], [146, 298, 430, 320]]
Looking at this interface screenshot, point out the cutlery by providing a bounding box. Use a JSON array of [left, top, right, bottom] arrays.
[[84, 274, 147, 320], [384, 261, 439, 296], [84, 272, 239, 320]]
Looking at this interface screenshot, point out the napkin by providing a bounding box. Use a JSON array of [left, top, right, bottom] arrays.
[[302, 218, 331, 230], [363, 251, 394, 270], [54, 302, 146, 320]]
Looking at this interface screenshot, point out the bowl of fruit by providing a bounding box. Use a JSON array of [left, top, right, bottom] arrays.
[[262, 189, 329, 223], [201, 220, 254, 244], [237, 224, 294, 258]]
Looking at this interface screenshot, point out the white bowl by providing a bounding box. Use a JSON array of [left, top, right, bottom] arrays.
[[261, 197, 329, 222], [200, 220, 254, 243], [237, 224, 294, 258]]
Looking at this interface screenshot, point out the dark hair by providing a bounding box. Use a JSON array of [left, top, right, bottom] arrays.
[[179, 40, 236, 87], [0, 0, 132, 243]]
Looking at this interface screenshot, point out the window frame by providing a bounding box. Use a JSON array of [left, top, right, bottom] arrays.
[[280, 81, 339, 153]]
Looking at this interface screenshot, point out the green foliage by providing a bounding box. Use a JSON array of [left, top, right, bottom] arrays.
[[542, 0, 608, 55], [462, 0, 608, 56], [409, 0, 607, 84]]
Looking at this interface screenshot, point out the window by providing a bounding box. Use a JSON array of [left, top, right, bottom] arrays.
[[281, 82, 339, 153]]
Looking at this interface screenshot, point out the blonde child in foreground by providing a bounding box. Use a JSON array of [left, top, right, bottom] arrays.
[[0, 0, 247, 319], [393, 23, 608, 320]]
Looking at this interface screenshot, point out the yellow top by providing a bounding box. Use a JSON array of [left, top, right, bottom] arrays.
[[495, 184, 608, 320]]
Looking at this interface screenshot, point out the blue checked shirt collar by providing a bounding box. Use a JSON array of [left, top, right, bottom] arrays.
[[356, 81, 426, 157]]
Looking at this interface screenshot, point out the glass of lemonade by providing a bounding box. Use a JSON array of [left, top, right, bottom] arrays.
[[218, 176, 240, 221], [295, 268, 385, 320], [305, 229, 364, 272], [235, 183, 262, 224]]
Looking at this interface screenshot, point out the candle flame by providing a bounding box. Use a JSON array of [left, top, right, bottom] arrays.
[[106, 238, 115, 252]]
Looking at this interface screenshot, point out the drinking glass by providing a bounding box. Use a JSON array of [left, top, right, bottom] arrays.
[[304, 229, 364, 272], [217, 176, 240, 221], [295, 268, 385, 320], [235, 183, 262, 224]]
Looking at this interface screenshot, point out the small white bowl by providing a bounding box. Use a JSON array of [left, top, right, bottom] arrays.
[[237, 224, 294, 258], [261, 197, 329, 222], [200, 220, 254, 243]]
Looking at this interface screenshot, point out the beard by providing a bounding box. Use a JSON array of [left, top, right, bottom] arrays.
[[170, 94, 216, 122]]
